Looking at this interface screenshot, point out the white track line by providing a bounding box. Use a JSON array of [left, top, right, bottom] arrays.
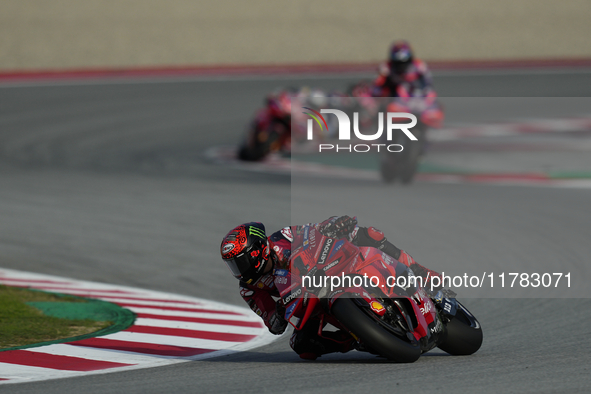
[[25, 344, 165, 364], [205, 115, 591, 189], [430, 117, 591, 142], [121, 306, 261, 321], [132, 318, 264, 335]]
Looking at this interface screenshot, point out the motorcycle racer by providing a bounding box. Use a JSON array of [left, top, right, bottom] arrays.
[[237, 87, 323, 161], [372, 40, 436, 100], [220, 216, 441, 360]]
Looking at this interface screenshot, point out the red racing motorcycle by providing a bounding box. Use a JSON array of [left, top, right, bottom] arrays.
[[275, 225, 482, 362], [237, 91, 293, 161], [379, 92, 444, 184]]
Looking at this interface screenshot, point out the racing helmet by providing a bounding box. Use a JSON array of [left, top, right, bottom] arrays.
[[220, 222, 270, 284], [389, 41, 413, 75]]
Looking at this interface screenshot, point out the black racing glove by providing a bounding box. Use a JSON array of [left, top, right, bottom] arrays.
[[319, 215, 358, 239], [268, 302, 288, 335]]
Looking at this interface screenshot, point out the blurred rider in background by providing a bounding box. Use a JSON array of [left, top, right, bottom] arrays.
[[372, 40, 436, 100], [369, 40, 444, 134]]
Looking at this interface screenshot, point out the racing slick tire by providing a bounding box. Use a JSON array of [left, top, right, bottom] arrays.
[[331, 296, 421, 362], [437, 301, 483, 356]]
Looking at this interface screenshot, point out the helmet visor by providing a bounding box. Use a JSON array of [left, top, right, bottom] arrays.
[[223, 253, 253, 280], [391, 60, 411, 75]]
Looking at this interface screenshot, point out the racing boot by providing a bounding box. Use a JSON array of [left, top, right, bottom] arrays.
[[291, 326, 355, 360]]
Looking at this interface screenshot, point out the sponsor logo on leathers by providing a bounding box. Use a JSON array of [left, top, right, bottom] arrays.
[[318, 238, 333, 265], [322, 258, 341, 272], [283, 288, 302, 304], [280, 227, 294, 242], [240, 287, 254, 297]]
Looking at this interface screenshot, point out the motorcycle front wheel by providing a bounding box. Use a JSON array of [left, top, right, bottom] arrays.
[[437, 301, 483, 355]]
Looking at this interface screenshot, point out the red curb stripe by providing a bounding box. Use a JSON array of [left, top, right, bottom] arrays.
[[0, 278, 72, 285], [136, 313, 263, 328], [0, 350, 133, 371], [417, 173, 555, 184], [69, 338, 216, 357], [115, 302, 242, 315], [125, 325, 256, 342], [3, 285, 135, 294], [1, 58, 590, 82], [464, 173, 549, 181], [0, 63, 374, 81], [429, 58, 591, 70]]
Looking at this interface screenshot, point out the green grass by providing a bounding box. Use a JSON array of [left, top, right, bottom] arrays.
[[0, 285, 111, 349]]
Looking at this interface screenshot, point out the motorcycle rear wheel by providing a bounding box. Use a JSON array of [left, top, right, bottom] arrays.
[[379, 155, 398, 183], [398, 140, 422, 184], [331, 297, 421, 362]]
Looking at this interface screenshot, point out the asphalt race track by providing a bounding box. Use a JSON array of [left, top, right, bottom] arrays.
[[1, 70, 591, 393]]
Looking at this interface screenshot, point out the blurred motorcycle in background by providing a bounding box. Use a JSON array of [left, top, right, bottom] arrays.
[[237, 90, 295, 161], [237, 83, 444, 186], [378, 85, 444, 184]]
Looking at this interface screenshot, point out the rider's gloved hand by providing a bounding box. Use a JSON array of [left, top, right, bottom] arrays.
[[319, 216, 358, 239], [268, 302, 288, 335]]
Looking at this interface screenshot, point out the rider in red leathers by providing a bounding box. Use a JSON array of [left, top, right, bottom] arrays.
[[370, 40, 444, 153], [220, 216, 442, 360], [237, 89, 295, 162], [372, 40, 436, 100]]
